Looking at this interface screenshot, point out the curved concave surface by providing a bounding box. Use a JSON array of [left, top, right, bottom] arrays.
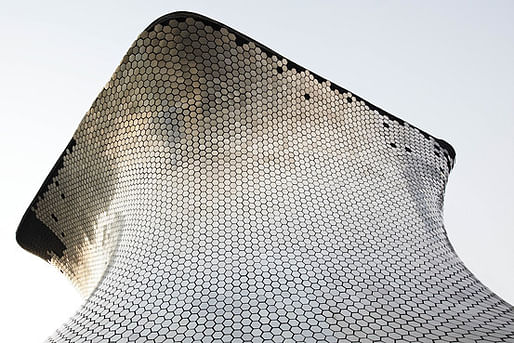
[[17, 11, 513, 343]]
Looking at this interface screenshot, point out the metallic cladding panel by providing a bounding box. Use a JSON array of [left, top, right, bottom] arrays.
[[17, 11, 513, 343]]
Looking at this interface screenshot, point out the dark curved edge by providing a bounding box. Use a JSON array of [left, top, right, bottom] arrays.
[[16, 139, 75, 261], [144, 11, 456, 167]]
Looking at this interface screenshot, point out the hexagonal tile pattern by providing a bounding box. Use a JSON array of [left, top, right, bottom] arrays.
[[16, 11, 513, 343]]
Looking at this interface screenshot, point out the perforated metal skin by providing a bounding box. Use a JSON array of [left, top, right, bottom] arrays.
[[17, 12, 514, 343]]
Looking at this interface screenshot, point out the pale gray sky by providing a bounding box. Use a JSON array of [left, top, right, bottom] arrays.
[[0, 1, 512, 342]]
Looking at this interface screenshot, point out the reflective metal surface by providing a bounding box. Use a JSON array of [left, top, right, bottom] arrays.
[[17, 11, 513, 343]]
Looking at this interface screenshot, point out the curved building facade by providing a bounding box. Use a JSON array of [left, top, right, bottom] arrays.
[[17, 12, 514, 342]]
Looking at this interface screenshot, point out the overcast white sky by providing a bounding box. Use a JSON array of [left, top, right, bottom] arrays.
[[0, 1, 512, 342]]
